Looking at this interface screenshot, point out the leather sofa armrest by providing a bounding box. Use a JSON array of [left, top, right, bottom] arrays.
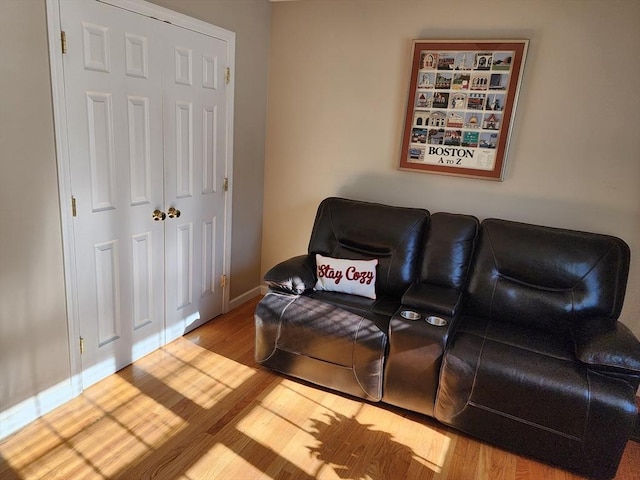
[[401, 282, 463, 317], [264, 254, 316, 295], [573, 319, 640, 377]]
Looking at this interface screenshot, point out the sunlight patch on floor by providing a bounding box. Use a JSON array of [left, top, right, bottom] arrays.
[[181, 443, 275, 480], [0, 371, 189, 479], [233, 379, 453, 479], [137, 340, 257, 410], [235, 380, 343, 478], [356, 403, 452, 473], [66, 377, 188, 478], [0, 396, 94, 470]]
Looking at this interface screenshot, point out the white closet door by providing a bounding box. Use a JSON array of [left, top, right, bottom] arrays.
[[61, 0, 165, 387], [60, 0, 230, 389], [163, 24, 228, 340]]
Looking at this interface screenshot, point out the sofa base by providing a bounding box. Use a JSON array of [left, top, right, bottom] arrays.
[[256, 348, 383, 401]]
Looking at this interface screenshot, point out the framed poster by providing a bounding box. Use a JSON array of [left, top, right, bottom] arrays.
[[399, 39, 528, 180]]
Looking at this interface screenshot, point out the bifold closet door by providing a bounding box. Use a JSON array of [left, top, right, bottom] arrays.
[[162, 22, 227, 341], [61, 0, 165, 388], [60, 0, 227, 389]]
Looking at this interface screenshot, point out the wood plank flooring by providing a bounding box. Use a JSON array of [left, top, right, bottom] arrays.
[[1, 296, 638, 479]]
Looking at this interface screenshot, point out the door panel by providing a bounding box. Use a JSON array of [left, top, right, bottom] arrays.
[[164, 25, 227, 339], [61, 0, 165, 388]]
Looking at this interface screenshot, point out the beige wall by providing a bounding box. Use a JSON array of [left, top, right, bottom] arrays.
[[0, 0, 270, 420], [263, 0, 640, 336], [0, 0, 71, 414]]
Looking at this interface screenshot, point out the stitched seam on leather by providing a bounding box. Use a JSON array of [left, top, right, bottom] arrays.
[[497, 273, 574, 292], [480, 335, 574, 362], [581, 357, 640, 373], [447, 320, 490, 421], [556, 243, 616, 322], [385, 216, 427, 290], [574, 243, 614, 283], [469, 321, 490, 409], [494, 241, 616, 300], [485, 226, 499, 317], [335, 241, 390, 257], [353, 318, 384, 400], [583, 370, 592, 442], [353, 302, 384, 399], [466, 401, 582, 442], [276, 347, 352, 369], [264, 292, 298, 362], [569, 243, 617, 317], [327, 202, 340, 257]]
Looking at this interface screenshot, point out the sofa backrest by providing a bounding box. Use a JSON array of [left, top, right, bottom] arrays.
[[418, 212, 479, 289], [308, 197, 430, 297], [465, 218, 630, 332]]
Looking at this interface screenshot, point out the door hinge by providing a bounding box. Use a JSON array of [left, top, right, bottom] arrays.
[[225, 67, 231, 84], [223, 178, 229, 192], [71, 196, 77, 217], [61, 31, 67, 54], [79, 336, 85, 355], [220, 275, 227, 288]]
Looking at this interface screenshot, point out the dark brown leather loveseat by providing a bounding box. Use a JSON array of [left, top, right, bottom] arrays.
[[255, 197, 640, 479]]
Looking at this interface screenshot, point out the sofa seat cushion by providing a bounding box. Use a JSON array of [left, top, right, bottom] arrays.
[[436, 315, 638, 478], [276, 295, 387, 367], [438, 316, 585, 437], [255, 291, 390, 400]]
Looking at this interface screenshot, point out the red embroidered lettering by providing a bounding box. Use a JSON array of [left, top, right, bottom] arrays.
[[346, 266, 373, 284], [318, 264, 343, 284]]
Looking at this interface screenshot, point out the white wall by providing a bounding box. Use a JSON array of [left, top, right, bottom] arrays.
[[263, 0, 640, 336]]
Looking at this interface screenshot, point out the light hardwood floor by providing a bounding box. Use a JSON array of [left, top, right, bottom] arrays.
[[1, 296, 638, 480]]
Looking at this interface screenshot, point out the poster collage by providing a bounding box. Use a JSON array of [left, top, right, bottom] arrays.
[[407, 49, 515, 170]]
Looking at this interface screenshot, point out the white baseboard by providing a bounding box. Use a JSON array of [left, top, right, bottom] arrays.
[[229, 286, 262, 310], [0, 379, 75, 440]]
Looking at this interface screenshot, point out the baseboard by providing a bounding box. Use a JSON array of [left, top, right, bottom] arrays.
[[0, 379, 75, 440], [229, 286, 262, 311]]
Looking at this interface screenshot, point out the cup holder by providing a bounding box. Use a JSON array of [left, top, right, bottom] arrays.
[[425, 315, 447, 327], [400, 310, 420, 320]]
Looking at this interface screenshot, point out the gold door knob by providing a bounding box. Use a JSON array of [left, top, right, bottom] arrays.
[[167, 207, 181, 219], [152, 209, 166, 221]]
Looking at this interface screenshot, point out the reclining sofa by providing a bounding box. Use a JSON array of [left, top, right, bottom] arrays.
[[255, 197, 640, 479]]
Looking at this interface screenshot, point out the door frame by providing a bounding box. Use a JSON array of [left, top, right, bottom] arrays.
[[46, 0, 235, 396]]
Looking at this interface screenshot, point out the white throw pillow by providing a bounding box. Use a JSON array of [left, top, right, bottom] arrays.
[[314, 254, 378, 299]]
